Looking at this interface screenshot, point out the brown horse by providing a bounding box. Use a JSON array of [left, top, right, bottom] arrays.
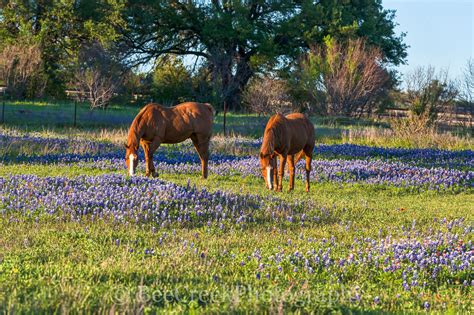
[[259, 113, 315, 192], [125, 102, 213, 178]]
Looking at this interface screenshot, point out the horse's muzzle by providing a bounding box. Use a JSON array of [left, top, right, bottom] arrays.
[[129, 154, 136, 176]]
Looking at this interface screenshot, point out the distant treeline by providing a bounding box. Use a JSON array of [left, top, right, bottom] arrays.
[[0, 1, 472, 126]]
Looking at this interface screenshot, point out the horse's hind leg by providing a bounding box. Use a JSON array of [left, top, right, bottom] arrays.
[[287, 154, 295, 191], [303, 146, 313, 192], [191, 134, 210, 179]]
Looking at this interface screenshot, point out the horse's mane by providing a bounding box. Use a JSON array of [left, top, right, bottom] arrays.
[[127, 104, 156, 150], [261, 129, 275, 155], [261, 114, 285, 155]]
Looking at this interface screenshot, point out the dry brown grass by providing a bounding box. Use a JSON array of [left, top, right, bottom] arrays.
[[342, 120, 473, 150]]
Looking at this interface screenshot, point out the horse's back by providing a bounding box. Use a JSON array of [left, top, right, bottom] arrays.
[[174, 102, 213, 115], [286, 113, 314, 139], [285, 113, 310, 127], [134, 102, 213, 144], [172, 102, 213, 134]]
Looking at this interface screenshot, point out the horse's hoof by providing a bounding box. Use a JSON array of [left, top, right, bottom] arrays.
[[151, 172, 159, 178]]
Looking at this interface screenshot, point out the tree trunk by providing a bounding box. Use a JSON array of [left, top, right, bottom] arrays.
[[210, 50, 253, 112]]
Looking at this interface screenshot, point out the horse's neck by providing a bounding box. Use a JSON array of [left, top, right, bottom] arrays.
[[128, 123, 143, 149], [262, 129, 276, 154]]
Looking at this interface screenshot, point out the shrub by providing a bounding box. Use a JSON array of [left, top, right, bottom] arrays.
[[293, 37, 390, 117], [242, 76, 295, 115], [403, 66, 458, 128]]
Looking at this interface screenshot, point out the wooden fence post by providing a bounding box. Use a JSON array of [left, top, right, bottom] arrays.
[[223, 101, 227, 137], [73, 100, 77, 127], [1, 99, 4, 124]]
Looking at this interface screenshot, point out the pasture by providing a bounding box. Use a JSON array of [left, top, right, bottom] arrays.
[[0, 102, 473, 313]]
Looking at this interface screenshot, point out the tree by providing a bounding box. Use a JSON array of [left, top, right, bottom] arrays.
[[74, 42, 122, 109], [151, 56, 193, 105], [292, 37, 390, 117], [0, 42, 45, 98], [242, 75, 294, 115], [0, 0, 124, 97], [75, 68, 117, 108], [118, 71, 151, 104], [119, 0, 407, 111], [459, 58, 474, 106]]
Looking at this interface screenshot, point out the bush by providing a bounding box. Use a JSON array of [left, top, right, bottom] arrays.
[[292, 37, 390, 117], [0, 42, 45, 99], [242, 76, 295, 115], [403, 66, 458, 128]]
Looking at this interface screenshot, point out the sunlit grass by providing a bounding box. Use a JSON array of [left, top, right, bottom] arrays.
[[0, 105, 472, 312]]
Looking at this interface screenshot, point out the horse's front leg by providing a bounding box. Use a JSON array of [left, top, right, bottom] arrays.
[[272, 157, 278, 191], [142, 138, 161, 177], [277, 154, 287, 192]]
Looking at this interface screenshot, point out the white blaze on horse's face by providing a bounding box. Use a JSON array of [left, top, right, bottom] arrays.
[[129, 154, 136, 176], [266, 166, 273, 190]]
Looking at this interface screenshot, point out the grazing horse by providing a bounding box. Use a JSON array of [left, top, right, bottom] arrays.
[[125, 102, 213, 178], [259, 113, 315, 192]]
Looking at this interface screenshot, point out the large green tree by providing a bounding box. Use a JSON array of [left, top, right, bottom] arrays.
[[119, 0, 407, 110], [151, 56, 194, 105]]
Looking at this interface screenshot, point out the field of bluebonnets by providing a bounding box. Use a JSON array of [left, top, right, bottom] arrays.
[[0, 105, 473, 313]]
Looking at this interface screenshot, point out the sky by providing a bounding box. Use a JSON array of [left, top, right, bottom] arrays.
[[383, 0, 473, 80]]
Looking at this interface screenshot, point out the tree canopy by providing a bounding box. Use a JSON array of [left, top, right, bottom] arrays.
[[1, 0, 407, 109], [0, 0, 124, 96], [119, 0, 407, 110]]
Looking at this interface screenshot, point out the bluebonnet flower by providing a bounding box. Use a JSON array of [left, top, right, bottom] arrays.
[[424, 301, 430, 310]]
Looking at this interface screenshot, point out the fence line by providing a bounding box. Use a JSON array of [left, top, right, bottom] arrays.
[[0, 98, 140, 127], [0, 97, 472, 130]]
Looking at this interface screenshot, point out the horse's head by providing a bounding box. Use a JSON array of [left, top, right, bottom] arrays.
[[125, 144, 138, 176], [259, 152, 276, 190]]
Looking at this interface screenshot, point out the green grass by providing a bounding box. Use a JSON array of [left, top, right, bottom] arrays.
[[0, 102, 472, 312], [1, 100, 139, 128], [2, 220, 468, 313], [1, 100, 358, 141], [0, 163, 472, 312]]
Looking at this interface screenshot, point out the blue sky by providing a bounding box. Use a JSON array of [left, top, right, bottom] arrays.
[[384, 0, 473, 79]]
